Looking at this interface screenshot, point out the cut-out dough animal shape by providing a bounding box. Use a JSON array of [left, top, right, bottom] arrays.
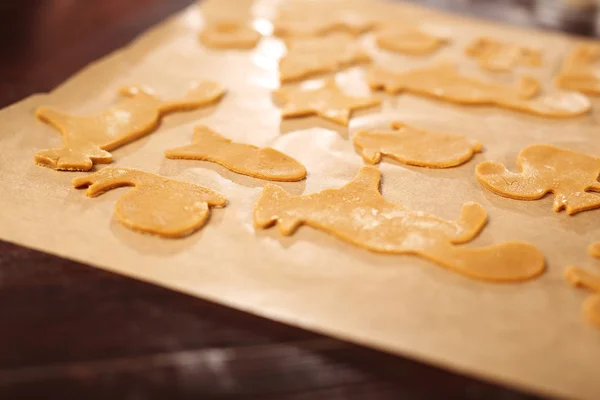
[[199, 0, 260, 50], [353, 122, 482, 168], [36, 82, 226, 171], [165, 126, 307, 182], [72, 168, 226, 238], [201, 0, 254, 24], [565, 245, 600, 328], [376, 28, 448, 56], [368, 62, 591, 118], [589, 241, 600, 258], [555, 43, 600, 95], [275, 78, 380, 126], [273, 0, 379, 37], [200, 23, 261, 50], [280, 33, 371, 83], [254, 166, 545, 282], [476, 144, 600, 215], [465, 37, 541, 72]]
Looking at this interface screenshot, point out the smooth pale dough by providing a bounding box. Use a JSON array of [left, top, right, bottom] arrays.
[[565, 266, 600, 328], [200, 23, 261, 50], [273, 0, 382, 37], [465, 37, 542, 72], [165, 126, 307, 182], [555, 43, 600, 95], [476, 144, 600, 215], [368, 62, 591, 118], [353, 121, 482, 168], [72, 167, 226, 238], [376, 28, 449, 56], [279, 33, 371, 83], [35, 83, 226, 171], [254, 166, 545, 282], [276, 77, 380, 126]]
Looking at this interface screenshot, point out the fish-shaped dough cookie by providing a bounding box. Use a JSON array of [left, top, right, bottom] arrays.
[[165, 126, 306, 182]]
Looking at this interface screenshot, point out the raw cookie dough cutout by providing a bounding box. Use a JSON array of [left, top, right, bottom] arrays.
[[280, 33, 371, 83], [476, 144, 600, 215], [565, 248, 600, 328], [368, 62, 591, 117], [555, 43, 600, 95], [465, 37, 541, 72], [589, 241, 600, 258], [376, 28, 449, 56], [254, 166, 545, 282], [200, 23, 261, 50], [73, 167, 226, 238], [165, 126, 307, 182], [353, 121, 482, 168], [199, 0, 260, 50], [35, 82, 226, 171], [276, 77, 381, 126], [273, 0, 379, 37]]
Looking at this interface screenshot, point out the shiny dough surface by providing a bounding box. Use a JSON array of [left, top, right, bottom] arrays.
[[2, 2, 600, 399]]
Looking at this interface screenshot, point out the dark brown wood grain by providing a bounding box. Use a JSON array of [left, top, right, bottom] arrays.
[[0, 0, 585, 398]]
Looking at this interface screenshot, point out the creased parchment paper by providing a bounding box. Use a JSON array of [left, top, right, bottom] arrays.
[[1, 1, 599, 398]]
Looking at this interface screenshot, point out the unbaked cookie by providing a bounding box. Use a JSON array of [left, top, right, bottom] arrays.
[[476, 144, 600, 215], [353, 121, 482, 168], [465, 37, 541, 72], [276, 78, 380, 126], [368, 62, 590, 117], [35, 82, 225, 171], [73, 167, 226, 238], [280, 33, 370, 83], [254, 166, 545, 282], [555, 43, 600, 95], [165, 126, 307, 182], [376, 28, 448, 56]]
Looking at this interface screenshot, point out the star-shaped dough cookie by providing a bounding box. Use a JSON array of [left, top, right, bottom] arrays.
[[276, 78, 380, 126]]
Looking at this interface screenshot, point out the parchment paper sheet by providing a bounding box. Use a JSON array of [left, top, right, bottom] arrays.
[[1, 1, 599, 398]]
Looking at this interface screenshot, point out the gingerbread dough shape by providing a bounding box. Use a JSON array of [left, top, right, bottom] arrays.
[[280, 33, 371, 83], [476, 144, 600, 215], [368, 62, 590, 118], [73, 168, 226, 238], [273, 0, 378, 38], [589, 242, 600, 258], [254, 166, 545, 282], [565, 246, 600, 328], [200, 0, 259, 50], [465, 37, 541, 72], [353, 122, 482, 168], [165, 126, 307, 182], [200, 23, 261, 50], [555, 43, 600, 95], [376, 28, 448, 56], [276, 78, 380, 126], [36, 82, 226, 171]]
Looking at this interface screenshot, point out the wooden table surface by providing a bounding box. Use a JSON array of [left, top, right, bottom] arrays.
[[1, 0, 591, 398]]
